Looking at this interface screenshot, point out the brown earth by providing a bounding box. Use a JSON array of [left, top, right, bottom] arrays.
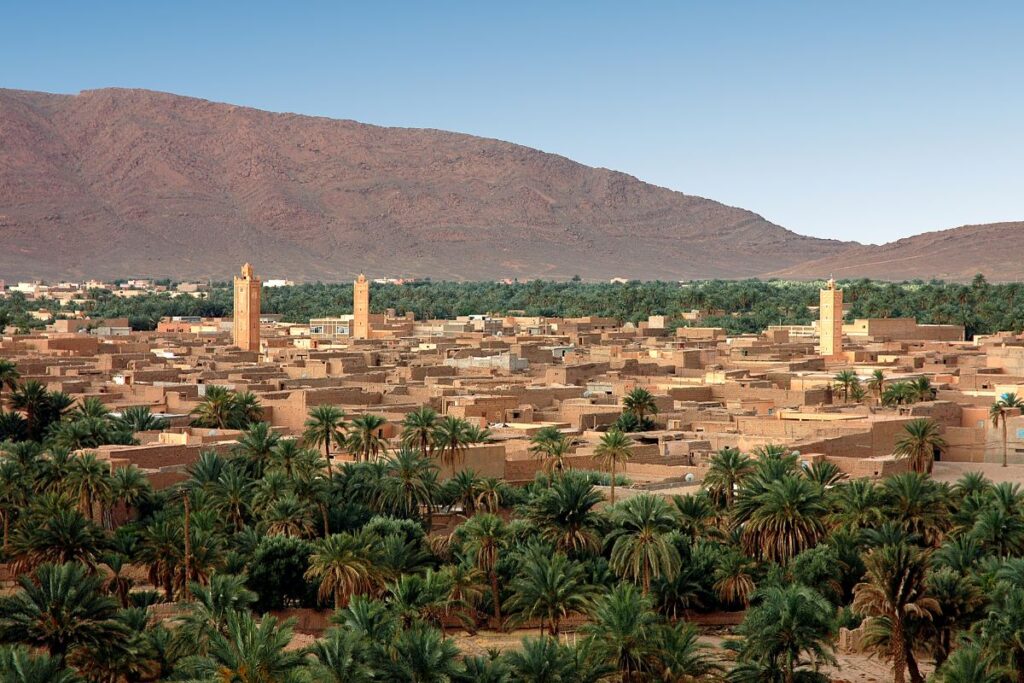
[[770, 221, 1024, 282], [0, 87, 852, 282]]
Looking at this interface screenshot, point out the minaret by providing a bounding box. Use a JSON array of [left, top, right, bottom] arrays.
[[353, 274, 370, 340], [819, 277, 843, 359], [233, 263, 261, 352]]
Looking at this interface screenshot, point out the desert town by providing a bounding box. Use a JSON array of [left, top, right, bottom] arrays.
[[5, 264, 1024, 681], [2, 266, 1018, 491]]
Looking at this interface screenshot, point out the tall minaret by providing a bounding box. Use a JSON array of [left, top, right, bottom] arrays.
[[353, 274, 370, 340], [233, 263, 261, 352], [819, 277, 843, 359]]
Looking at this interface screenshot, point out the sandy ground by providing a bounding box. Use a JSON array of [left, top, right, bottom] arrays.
[[932, 460, 1024, 484]]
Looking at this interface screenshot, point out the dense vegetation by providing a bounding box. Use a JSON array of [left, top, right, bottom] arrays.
[[0, 376, 1021, 681], [5, 274, 1024, 337]]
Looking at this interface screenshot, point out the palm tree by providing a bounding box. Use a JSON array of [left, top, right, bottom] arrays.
[[211, 468, 252, 531], [305, 532, 381, 609], [926, 567, 984, 667], [935, 645, 1009, 683], [506, 547, 594, 636], [0, 410, 27, 443], [474, 477, 504, 514], [113, 405, 168, 433], [251, 471, 290, 510], [867, 369, 886, 403], [803, 460, 846, 489], [594, 429, 633, 504], [581, 583, 661, 682], [234, 391, 264, 427], [954, 470, 992, 499], [387, 623, 460, 683], [376, 447, 440, 524], [654, 621, 722, 682], [613, 410, 654, 433], [830, 478, 885, 531], [40, 391, 72, 430], [303, 404, 347, 477], [401, 406, 438, 455], [189, 385, 240, 429], [525, 473, 603, 556], [262, 494, 315, 538], [0, 645, 78, 683], [177, 611, 303, 681], [269, 438, 304, 479], [741, 475, 827, 564], [9, 381, 53, 441], [529, 431, 576, 482], [0, 562, 127, 658], [140, 516, 181, 600], [882, 472, 951, 546], [713, 549, 757, 608], [975, 586, 1024, 683], [459, 513, 508, 627], [622, 387, 658, 422], [51, 417, 124, 451], [445, 468, 482, 516], [991, 393, 1024, 467], [911, 376, 936, 402], [458, 652, 513, 683], [853, 543, 939, 683], [0, 461, 24, 553], [673, 492, 719, 541], [233, 421, 281, 477], [0, 359, 19, 408], [34, 448, 71, 495], [100, 553, 133, 608], [464, 424, 493, 445], [440, 564, 485, 627], [703, 447, 754, 508], [110, 464, 152, 520], [388, 569, 453, 631], [606, 493, 680, 594], [171, 573, 257, 656], [66, 452, 113, 522], [291, 469, 332, 537], [972, 504, 1024, 557], [505, 636, 575, 682], [69, 397, 110, 421], [11, 508, 106, 570], [346, 414, 388, 463], [734, 583, 837, 683], [432, 415, 471, 467], [894, 418, 946, 475], [883, 382, 917, 407], [304, 628, 372, 683], [833, 370, 860, 403]]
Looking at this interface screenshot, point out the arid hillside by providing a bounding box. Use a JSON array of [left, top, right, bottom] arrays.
[[771, 222, 1024, 282], [0, 87, 852, 281]]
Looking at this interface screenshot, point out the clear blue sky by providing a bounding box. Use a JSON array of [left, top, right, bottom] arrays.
[[5, 1, 1023, 244]]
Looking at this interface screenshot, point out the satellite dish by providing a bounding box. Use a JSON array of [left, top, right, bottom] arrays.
[[684, 473, 695, 482]]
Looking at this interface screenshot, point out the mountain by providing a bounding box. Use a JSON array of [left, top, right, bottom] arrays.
[[770, 222, 1024, 282], [0, 87, 852, 282]]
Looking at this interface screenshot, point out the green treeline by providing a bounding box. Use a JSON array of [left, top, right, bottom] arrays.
[[4, 275, 1023, 338]]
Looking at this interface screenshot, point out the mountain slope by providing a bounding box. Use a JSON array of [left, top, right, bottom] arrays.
[[0, 87, 851, 281], [771, 222, 1024, 282]]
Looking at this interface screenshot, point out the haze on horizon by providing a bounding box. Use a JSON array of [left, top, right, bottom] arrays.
[[5, 0, 1023, 245]]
